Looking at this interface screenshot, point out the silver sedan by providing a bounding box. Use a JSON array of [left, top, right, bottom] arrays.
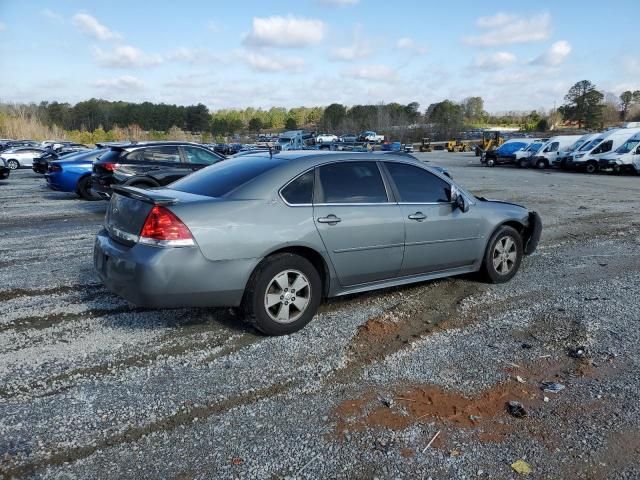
[[94, 151, 541, 335]]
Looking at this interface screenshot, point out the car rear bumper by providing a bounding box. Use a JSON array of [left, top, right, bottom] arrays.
[[94, 229, 255, 308], [0, 167, 9, 179]]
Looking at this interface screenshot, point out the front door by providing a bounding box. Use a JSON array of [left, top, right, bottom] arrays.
[[313, 161, 404, 286], [383, 162, 482, 276]]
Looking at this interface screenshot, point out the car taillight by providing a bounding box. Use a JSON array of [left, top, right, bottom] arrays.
[[102, 162, 120, 172], [49, 164, 62, 172], [138, 205, 195, 247]]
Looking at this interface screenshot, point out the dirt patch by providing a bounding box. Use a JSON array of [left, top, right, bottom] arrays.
[[333, 356, 600, 446], [345, 279, 484, 373]]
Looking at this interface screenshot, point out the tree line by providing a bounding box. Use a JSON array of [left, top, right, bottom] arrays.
[[3, 80, 639, 143]]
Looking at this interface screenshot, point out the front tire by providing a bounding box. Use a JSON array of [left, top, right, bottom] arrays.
[[242, 253, 322, 335], [536, 159, 547, 169], [585, 161, 598, 174], [482, 226, 523, 283], [7, 160, 19, 170]]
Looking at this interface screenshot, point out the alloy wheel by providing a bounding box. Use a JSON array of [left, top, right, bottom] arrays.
[[7, 160, 18, 170], [492, 236, 517, 275], [264, 269, 311, 324]]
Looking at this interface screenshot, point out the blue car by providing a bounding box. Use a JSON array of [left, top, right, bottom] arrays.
[[45, 148, 106, 200]]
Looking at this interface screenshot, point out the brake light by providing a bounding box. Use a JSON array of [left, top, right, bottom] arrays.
[[102, 162, 120, 172], [139, 205, 195, 247], [48, 164, 62, 172]]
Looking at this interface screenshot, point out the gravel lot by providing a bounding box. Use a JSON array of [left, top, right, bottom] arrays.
[[1, 153, 639, 479]]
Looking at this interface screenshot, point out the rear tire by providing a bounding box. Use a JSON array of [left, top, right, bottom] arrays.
[[7, 160, 19, 170], [519, 159, 528, 168], [77, 176, 99, 200], [242, 253, 322, 335], [481, 226, 523, 283]]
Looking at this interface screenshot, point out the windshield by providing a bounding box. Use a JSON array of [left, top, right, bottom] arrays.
[[526, 142, 543, 152], [567, 139, 586, 152], [278, 137, 292, 144], [615, 139, 640, 154], [579, 138, 602, 151]]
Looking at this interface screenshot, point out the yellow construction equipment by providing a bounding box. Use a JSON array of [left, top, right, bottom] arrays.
[[476, 131, 504, 156], [419, 137, 432, 152], [446, 139, 474, 152]]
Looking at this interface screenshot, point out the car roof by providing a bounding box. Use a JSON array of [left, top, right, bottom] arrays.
[[109, 141, 212, 151]]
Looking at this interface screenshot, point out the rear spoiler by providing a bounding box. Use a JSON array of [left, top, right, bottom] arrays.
[[111, 185, 179, 206]]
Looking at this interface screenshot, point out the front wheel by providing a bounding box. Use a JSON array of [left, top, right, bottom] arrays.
[[536, 159, 547, 169], [7, 160, 19, 170], [486, 158, 495, 167], [242, 253, 322, 335], [585, 161, 598, 174], [482, 226, 523, 283]]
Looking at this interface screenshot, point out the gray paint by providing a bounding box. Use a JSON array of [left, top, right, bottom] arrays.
[[94, 151, 539, 308]]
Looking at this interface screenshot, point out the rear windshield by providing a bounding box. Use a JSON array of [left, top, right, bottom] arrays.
[[169, 156, 284, 197]]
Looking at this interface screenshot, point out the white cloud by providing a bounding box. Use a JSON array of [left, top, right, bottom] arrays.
[[343, 64, 397, 83], [486, 71, 536, 86], [41, 9, 63, 22], [243, 16, 325, 48], [238, 51, 305, 72], [319, 0, 359, 5], [473, 51, 517, 70], [530, 40, 571, 66], [93, 75, 145, 91], [73, 13, 122, 41], [463, 12, 551, 47], [329, 28, 372, 61], [165, 47, 223, 64], [92, 45, 163, 68], [396, 37, 428, 55]]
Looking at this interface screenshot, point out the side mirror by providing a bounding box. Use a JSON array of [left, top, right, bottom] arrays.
[[456, 195, 469, 213]]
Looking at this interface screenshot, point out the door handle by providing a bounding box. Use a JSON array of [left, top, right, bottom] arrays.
[[408, 212, 427, 221], [317, 214, 342, 224]]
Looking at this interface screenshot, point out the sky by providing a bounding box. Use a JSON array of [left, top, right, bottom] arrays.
[[1, 0, 639, 113]]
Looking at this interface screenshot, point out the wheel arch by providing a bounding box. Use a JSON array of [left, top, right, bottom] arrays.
[[252, 245, 332, 299], [124, 176, 161, 188]]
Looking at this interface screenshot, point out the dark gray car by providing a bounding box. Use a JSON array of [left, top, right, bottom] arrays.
[[94, 151, 541, 335]]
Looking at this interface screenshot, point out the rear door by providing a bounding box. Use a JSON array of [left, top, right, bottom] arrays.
[[383, 161, 482, 276], [313, 161, 404, 286], [127, 146, 186, 185]]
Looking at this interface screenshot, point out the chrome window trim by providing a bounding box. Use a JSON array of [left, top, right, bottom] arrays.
[[313, 202, 396, 207]]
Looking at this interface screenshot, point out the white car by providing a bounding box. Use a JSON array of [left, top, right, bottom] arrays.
[[316, 134, 338, 144], [0, 147, 46, 169]]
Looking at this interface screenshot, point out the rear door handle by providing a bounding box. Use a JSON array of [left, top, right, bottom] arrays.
[[317, 214, 341, 224], [408, 212, 427, 221]]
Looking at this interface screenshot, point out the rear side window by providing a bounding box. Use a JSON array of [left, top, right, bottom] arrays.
[[170, 157, 284, 197], [183, 146, 222, 165], [318, 161, 387, 203], [281, 170, 314, 205], [385, 162, 450, 203], [128, 146, 181, 163]]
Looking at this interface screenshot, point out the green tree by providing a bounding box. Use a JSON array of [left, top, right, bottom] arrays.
[[461, 97, 485, 123], [285, 117, 298, 130], [248, 117, 263, 132], [426, 100, 464, 140], [559, 80, 604, 128], [323, 103, 346, 131]]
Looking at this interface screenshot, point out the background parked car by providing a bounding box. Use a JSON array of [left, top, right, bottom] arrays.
[[316, 134, 338, 143], [0, 146, 46, 169], [0, 158, 9, 179], [91, 141, 224, 199], [339, 134, 357, 143], [46, 148, 107, 200], [32, 146, 91, 173], [483, 139, 531, 166]]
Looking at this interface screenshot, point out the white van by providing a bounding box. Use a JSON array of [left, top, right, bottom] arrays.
[[527, 135, 583, 169], [552, 133, 597, 169], [598, 131, 640, 174], [566, 127, 640, 173], [512, 139, 547, 166]]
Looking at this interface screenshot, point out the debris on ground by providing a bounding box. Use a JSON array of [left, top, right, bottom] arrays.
[[568, 346, 588, 359], [511, 459, 532, 475], [541, 382, 566, 393], [506, 401, 527, 418]]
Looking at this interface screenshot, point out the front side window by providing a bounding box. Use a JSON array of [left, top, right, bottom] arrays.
[[593, 140, 613, 154], [318, 162, 387, 204], [281, 170, 314, 205], [385, 162, 450, 203], [183, 146, 222, 165], [616, 139, 640, 154]]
